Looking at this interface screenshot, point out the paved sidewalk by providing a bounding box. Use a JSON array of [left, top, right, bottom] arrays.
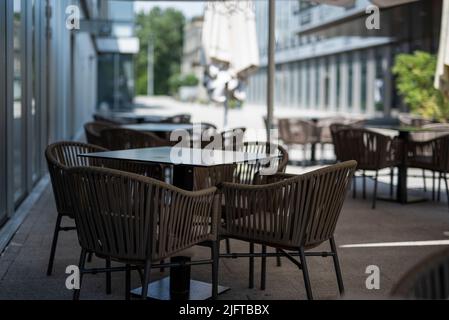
[[1, 167, 448, 300]]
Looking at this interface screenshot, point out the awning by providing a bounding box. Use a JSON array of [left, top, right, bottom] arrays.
[[96, 37, 140, 54]]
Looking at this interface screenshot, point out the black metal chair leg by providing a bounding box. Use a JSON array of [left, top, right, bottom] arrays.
[[444, 173, 449, 212], [261, 245, 267, 290], [352, 176, 357, 199], [47, 214, 62, 276], [432, 171, 436, 201], [372, 171, 379, 209], [141, 261, 152, 300], [225, 238, 231, 254], [276, 249, 282, 267], [362, 171, 366, 199], [106, 258, 112, 294], [330, 237, 345, 295], [249, 242, 254, 289], [211, 241, 219, 300], [73, 249, 87, 300], [438, 172, 442, 202], [299, 247, 313, 300], [125, 264, 131, 300], [160, 260, 165, 273], [390, 168, 394, 198], [422, 169, 427, 192], [87, 252, 93, 263]]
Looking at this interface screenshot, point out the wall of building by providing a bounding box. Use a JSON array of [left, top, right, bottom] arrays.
[[247, 0, 442, 117], [0, 0, 99, 229]]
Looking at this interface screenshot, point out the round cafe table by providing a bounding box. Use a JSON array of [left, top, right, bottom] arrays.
[[366, 126, 435, 205]]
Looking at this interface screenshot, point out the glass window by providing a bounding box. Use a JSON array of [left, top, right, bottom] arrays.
[[315, 60, 319, 107], [347, 53, 353, 110], [31, 0, 39, 183], [336, 55, 341, 111], [305, 61, 310, 108], [13, 0, 25, 203], [375, 48, 385, 112], [1, 1, 6, 224], [324, 58, 330, 109], [361, 51, 367, 112]]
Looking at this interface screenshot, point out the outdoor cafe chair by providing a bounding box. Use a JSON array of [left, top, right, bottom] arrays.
[[332, 128, 401, 209], [193, 142, 289, 259], [318, 118, 365, 162], [219, 161, 357, 300], [398, 113, 433, 128], [93, 113, 124, 125], [160, 113, 192, 124], [84, 121, 115, 148], [278, 118, 318, 166], [66, 166, 219, 300], [100, 127, 170, 151], [220, 127, 247, 151], [406, 134, 449, 209], [392, 247, 449, 299], [45, 141, 164, 279]]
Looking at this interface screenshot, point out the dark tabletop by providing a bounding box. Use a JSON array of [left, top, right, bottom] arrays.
[[79, 146, 279, 167], [120, 123, 194, 132], [97, 112, 168, 122]]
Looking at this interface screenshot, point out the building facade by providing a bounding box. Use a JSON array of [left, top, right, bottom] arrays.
[[180, 16, 208, 102], [0, 0, 133, 236], [247, 0, 442, 116]]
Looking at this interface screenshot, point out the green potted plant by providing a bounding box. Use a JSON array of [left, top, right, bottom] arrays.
[[393, 51, 449, 122]]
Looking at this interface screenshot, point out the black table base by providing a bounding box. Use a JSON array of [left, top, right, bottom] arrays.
[[131, 257, 229, 300]]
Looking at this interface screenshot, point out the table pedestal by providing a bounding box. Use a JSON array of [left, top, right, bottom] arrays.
[[130, 257, 229, 300]]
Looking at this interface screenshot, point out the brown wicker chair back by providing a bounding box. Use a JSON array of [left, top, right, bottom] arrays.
[[221, 160, 356, 249], [278, 118, 317, 145], [67, 166, 218, 262], [332, 128, 399, 170], [234, 142, 288, 185], [84, 121, 115, 147], [392, 248, 449, 299], [100, 128, 169, 150], [161, 114, 191, 124]]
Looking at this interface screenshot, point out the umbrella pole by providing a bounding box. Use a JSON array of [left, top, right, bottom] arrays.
[[224, 82, 229, 128], [266, 0, 275, 141]]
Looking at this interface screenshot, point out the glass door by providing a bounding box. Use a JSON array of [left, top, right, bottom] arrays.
[[0, 0, 7, 225], [12, 0, 26, 204]]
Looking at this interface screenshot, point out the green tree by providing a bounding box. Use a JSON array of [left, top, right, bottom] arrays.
[[392, 51, 449, 121], [135, 7, 185, 95]]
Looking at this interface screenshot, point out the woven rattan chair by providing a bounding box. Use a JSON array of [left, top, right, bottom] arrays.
[[193, 142, 289, 189], [278, 118, 318, 166], [66, 166, 219, 300], [219, 161, 357, 299], [100, 128, 169, 151], [220, 127, 247, 151], [398, 113, 433, 128], [193, 142, 289, 259], [93, 113, 124, 125], [84, 121, 115, 148], [161, 114, 192, 124], [332, 128, 401, 209], [392, 248, 449, 299], [45, 141, 164, 279], [407, 134, 449, 208]]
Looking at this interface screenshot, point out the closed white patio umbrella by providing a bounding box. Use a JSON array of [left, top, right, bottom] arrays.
[[435, 0, 449, 97], [202, 0, 259, 127]]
